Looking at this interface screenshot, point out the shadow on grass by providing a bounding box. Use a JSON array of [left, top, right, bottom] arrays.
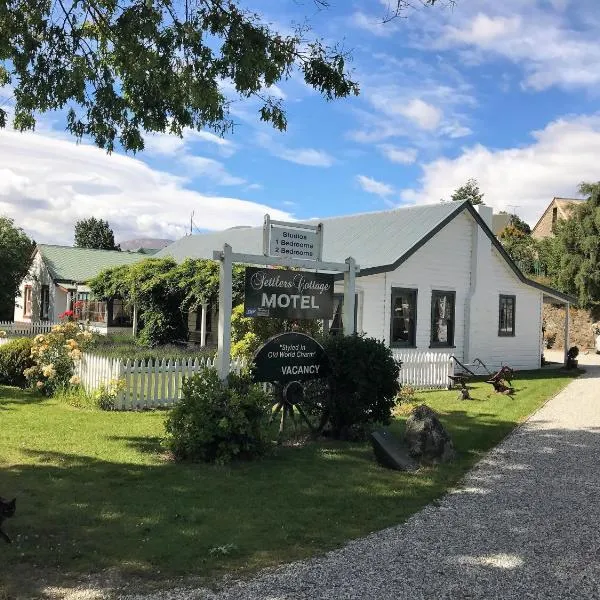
[[109, 435, 165, 455], [0, 385, 51, 411], [0, 368, 583, 597], [0, 411, 539, 597]]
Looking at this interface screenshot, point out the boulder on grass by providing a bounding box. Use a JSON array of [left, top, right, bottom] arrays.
[[404, 404, 455, 464]]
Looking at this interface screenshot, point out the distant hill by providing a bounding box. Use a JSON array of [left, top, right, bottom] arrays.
[[119, 238, 174, 252]]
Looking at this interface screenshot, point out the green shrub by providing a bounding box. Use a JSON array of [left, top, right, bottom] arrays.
[[165, 369, 271, 463], [395, 385, 417, 405], [230, 304, 322, 360], [24, 323, 92, 396], [320, 334, 400, 439], [0, 337, 33, 387], [55, 386, 96, 409], [93, 378, 126, 410]]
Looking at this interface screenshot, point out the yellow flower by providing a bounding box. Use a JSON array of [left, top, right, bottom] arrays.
[[34, 334, 45, 343], [69, 375, 81, 386], [67, 338, 78, 348], [0, 330, 6, 338], [36, 381, 44, 389], [69, 349, 82, 361], [42, 364, 56, 379]]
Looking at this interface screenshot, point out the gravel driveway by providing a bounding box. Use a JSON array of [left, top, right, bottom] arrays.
[[117, 357, 600, 600]]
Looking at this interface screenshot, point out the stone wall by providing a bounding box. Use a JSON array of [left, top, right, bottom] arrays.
[[543, 304, 598, 351]]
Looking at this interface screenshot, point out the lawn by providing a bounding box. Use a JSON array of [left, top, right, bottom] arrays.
[[0, 369, 579, 597]]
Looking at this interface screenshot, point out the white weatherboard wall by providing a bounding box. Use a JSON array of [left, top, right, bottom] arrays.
[[338, 211, 473, 362], [338, 209, 543, 371], [14, 250, 56, 322], [468, 246, 542, 371]]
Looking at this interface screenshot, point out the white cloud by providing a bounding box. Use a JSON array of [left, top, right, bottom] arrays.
[[278, 147, 334, 167], [192, 130, 237, 156], [440, 6, 600, 91], [143, 132, 187, 155], [181, 156, 246, 186], [378, 144, 418, 164], [356, 175, 394, 197], [399, 98, 442, 130], [368, 93, 442, 131], [265, 84, 286, 100], [440, 123, 473, 139], [256, 132, 334, 167], [400, 114, 600, 225], [447, 14, 521, 45], [0, 130, 292, 244], [350, 11, 392, 37], [144, 128, 237, 158], [347, 53, 474, 144]]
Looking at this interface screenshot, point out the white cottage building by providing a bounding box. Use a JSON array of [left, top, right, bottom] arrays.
[[157, 201, 573, 370], [14, 245, 143, 333]]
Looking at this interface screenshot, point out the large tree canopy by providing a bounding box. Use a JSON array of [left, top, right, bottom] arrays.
[[0, 216, 35, 320], [499, 225, 538, 276], [548, 182, 600, 307], [0, 0, 363, 152], [0, 1, 446, 152], [74, 217, 120, 250]]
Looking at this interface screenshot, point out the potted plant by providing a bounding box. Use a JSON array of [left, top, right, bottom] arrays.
[[566, 346, 579, 369]]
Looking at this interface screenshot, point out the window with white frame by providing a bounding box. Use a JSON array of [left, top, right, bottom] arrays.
[[23, 286, 33, 317], [41, 285, 50, 320]]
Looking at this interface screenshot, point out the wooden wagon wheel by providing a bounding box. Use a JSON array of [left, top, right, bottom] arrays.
[[270, 381, 316, 438]]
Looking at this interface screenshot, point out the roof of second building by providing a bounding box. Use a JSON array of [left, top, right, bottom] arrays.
[[38, 245, 145, 283]]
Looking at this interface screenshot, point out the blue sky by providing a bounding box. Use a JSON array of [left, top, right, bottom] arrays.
[[2, 0, 600, 244]]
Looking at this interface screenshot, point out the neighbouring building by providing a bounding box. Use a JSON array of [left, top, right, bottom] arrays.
[[14, 245, 144, 333], [119, 238, 174, 255], [157, 201, 574, 371], [531, 197, 583, 240]]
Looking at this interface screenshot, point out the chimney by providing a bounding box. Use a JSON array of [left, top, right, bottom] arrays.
[[475, 204, 493, 230]]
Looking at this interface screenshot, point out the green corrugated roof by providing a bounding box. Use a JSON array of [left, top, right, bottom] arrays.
[[38, 245, 145, 283], [155, 202, 575, 303], [156, 201, 466, 270]]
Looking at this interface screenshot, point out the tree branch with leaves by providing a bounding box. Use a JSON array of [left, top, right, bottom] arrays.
[[0, 0, 361, 152]]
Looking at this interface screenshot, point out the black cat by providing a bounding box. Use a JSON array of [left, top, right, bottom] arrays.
[[0, 497, 16, 543]]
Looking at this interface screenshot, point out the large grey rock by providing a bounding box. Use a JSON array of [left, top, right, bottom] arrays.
[[404, 404, 455, 464]]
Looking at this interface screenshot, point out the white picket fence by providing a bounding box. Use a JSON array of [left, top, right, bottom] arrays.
[[76, 353, 246, 410], [0, 320, 59, 337], [393, 351, 454, 390]]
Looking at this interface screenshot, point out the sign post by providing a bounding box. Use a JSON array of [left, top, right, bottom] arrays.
[[216, 243, 232, 381], [214, 215, 359, 381], [343, 257, 356, 336]]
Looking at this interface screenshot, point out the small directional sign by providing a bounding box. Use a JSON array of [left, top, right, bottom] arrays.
[[263, 215, 323, 261]]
